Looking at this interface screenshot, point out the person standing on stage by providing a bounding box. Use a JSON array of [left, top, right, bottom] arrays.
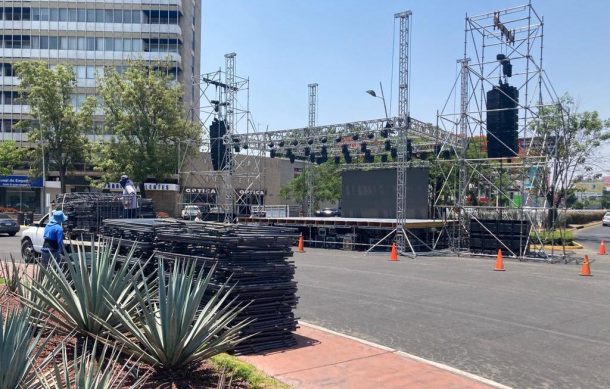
[[41, 210, 67, 267], [119, 174, 138, 218]]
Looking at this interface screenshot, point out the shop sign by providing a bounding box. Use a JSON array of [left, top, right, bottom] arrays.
[[144, 183, 179, 191], [184, 187, 217, 194], [0, 175, 32, 188], [237, 188, 266, 196]]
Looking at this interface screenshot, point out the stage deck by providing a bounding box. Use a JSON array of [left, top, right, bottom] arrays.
[[240, 216, 448, 229]]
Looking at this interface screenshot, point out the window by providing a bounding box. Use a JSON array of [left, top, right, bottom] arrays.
[[68, 36, 77, 50], [95, 9, 104, 23], [132, 10, 141, 23], [76, 66, 86, 79], [96, 38, 104, 51], [40, 8, 50, 21], [39, 36, 49, 49], [32, 8, 40, 21], [60, 36, 68, 50], [77, 9, 86, 22], [86, 9, 95, 23], [123, 38, 132, 52], [50, 8, 58, 21], [105, 10, 113, 23], [69, 8, 77, 22], [114, 38, 123, 51], [59, 8, 68, 22], [86, 37, 95, 51], [77, 37, 86, 50], [123, 10, 132, 23], [113, 10, 123, 23], [48, 36, 58, 50]]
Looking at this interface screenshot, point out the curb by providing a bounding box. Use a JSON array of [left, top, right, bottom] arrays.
[[529, 242, 583, 250], [299, 321, 512, 389]]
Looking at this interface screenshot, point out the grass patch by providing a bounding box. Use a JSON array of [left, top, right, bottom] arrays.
[[531, 229, 574, 245], [210, 353, 290, 389]]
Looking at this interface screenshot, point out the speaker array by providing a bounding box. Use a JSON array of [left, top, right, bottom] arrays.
[[486, 82, 519, 158], [469, 219, 531, 255]]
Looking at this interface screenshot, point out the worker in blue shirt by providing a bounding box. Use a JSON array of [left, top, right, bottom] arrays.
[[41, 210, 67, 267]]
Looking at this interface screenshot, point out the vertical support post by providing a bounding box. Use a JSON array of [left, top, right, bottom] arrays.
[[457, 57, 470, 253], [394, 10, 412, 255], [224, 53, 236, 223], [305, 83, 318, 217]]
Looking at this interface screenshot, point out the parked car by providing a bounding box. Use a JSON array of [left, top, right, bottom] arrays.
[[315, 208, 341, 217], [181, 205, 201, 220], [0, 213, 19, 236], [603, 212, 610, 227]]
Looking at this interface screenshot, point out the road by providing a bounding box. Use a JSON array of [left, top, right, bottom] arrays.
[[574, 223, 610, 252], [294, 248, 610, 389], [0, 229, 23, 261]]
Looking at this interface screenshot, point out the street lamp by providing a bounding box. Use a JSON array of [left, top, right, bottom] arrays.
[[366, 81, 388, 119]]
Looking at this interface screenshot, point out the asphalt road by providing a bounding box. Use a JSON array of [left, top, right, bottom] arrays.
[[0, 229, 23, 261], [293, 248, 610, 389], [574, 223, 610, 252]]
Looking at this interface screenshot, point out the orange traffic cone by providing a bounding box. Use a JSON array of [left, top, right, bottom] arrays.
[[599, 240, 607, 255], [297, 235, 305, 253], [390, 242, 398, 261], [494, 249, 505, 271], [580, 255, 592, 276]]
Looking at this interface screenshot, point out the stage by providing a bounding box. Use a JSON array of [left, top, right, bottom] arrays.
[[240, 216, 448, 229]]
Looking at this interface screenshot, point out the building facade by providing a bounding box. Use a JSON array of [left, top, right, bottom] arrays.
[[0, 0, 201, 211]]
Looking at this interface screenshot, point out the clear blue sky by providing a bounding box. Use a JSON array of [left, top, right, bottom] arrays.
[[201, 0, 609, 168]]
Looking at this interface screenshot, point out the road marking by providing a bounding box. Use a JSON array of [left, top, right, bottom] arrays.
[[300, 321, 512, 389]]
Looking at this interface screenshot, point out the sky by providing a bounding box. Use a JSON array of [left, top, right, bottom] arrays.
[[201, 0, 610, 172]]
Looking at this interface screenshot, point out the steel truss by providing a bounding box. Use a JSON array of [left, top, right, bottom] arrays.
[[180, 53, 264, 222], [437, 2, 568, 261], [305, 83, 318, 217]]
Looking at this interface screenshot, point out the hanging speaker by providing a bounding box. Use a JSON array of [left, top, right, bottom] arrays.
[[210, 118, 227, 171]]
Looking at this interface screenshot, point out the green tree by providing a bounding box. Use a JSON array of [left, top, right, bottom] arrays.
[[0, 141, 24, 176], [280, 162, 341, 213], [94, 61, 200, 195], [532, 95, 610, 228], [14, 62, 95, 193]]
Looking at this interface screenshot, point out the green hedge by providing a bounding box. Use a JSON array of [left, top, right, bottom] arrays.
[[565, 210, 607, 225]]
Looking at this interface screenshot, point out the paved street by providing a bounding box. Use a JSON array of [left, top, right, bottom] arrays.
[[294, 248, 610, 389], [574, 223, 610, 252], [0, 229, 23, 261]]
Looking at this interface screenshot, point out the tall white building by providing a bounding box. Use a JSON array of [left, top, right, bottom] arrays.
[[0, 1, 201, 210]]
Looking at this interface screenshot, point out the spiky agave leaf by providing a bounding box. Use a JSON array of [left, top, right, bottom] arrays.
[[0, 308, 51, 389], [100, 260, 252, 369], [36, 339, 149, 388], [20, 238, 148, 336], [0, 255, 24, 294]]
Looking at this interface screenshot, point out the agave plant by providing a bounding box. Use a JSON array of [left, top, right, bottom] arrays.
[[21, 238, 147, 336], [36, 339, 149, 388], [0, 308, 49, 388], [0, 255, 24, 294], [101, 260, 251, 369]]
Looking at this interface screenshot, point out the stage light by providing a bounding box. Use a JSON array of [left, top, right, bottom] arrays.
[[335, 136, 342, 143], [334, 156, 341, 165], [341, 144, 349, 153], [291, 139, 298, 146], [309, 153, 315, 163], [286, 148, 292, 155], [320, 136, 327, 143], [344, 153, 352, 164], [380, 129, 389, 138], [360, 142, 367, 153], [384, 139, 392, 151], [367, 132, 374, 139], [308, 138, 314, 145], [268, 142, 274, 148], [321, 145, 328, 156], [364, 150, 373, 163], [243, 144, 249, 150], [352, 134, 359, 141], [381, 154, 388, 163], [391, 147, 398, 160], [304, 147, 311, 156], [289, 154, 296, 163], [234, 145, 240, 152], [270, 149, 276, 158], [279, 140, 285, 147]]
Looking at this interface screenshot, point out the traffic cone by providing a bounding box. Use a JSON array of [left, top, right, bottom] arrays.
[[494, 249, 505, 271], [390, 243, 398, 261], [297, 234, 305, 253], [599, 240, 607, 255], [580, 255, 592, 276]]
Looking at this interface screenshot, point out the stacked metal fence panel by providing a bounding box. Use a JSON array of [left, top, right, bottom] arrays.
[[56, 193, 155, 238], [100, 219, 300, 354]]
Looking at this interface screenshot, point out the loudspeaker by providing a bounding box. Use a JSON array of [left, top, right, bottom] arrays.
[[210, 118, 228, 171], [486, 82, 519, 158]]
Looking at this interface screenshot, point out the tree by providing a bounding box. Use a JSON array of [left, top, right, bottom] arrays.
[[14, 62, 95, 193], [532, 95, 610, 228], [94, 61, 200, 196], [0, 141, 24, 176], [280, 162, 341, 213]]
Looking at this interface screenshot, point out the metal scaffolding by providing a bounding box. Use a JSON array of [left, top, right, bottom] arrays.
[[437, 2, 567, 261], [305, 83, 318, 217]]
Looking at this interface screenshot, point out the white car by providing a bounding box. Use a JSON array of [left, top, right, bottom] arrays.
[[181, 205, 200, 220], [603, 212, 610, 227], [20, 213, 52, 263]]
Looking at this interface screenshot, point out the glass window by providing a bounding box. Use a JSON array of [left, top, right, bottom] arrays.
[[60, 37, 68, 50], [40, 8, 49, 21], [31, 36, 39, 49], [105, 38, 113, 51], [123, 10, 132, 24], [77, 9, 86, 22], [86, 66, 96, 79], [77, 37, 86, 50], [113, 10, 122, 23], [76, 66, 86, 79], [132, 10, 141, 23], [114, 38, 123, 51], [123, 38, 132, 52], [95, 38, 104, 51], [68, 37, 77, 50], [86, 37, 95, 51], [59, 8, 68, 21], [95, 10, 104, 23], [132, 39, 142, 51], [105, 10, 113, 23], [48, 36, 58, 50], [68, 8, 77, 22], [86, 9, 95, 23], [32, 8, 40, 21], [39, 36, 49, 49], [50, 8, 58, 21]]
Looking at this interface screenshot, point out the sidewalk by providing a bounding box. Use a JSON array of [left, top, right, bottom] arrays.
[[240, 323, 508, 389]]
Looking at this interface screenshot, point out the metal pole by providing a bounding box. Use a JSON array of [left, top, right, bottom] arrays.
[[306, 83, 318, 217], [379, 81, 389, 119]]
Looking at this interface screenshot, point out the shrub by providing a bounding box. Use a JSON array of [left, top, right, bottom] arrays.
[[0, 256, 23, 294], [100, 260, 251, 370]]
